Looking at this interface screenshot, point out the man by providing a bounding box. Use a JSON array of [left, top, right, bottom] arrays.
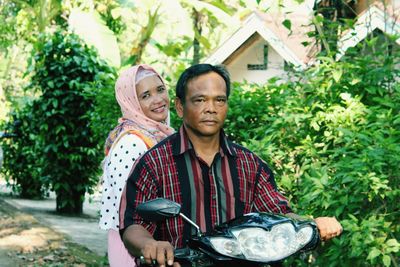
[[119, 64, 342, 267]]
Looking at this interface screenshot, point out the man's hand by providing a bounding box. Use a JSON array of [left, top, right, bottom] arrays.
[[123, 224, 181, 267], [314, 217, 343, 241], [140, 239, 180, 267]]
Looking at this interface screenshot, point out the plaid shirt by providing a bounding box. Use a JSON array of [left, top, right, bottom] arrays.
[[119, 126, 291, 248]]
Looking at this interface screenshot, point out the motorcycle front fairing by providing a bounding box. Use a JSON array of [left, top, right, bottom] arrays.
[[188, 212, 320, 265]]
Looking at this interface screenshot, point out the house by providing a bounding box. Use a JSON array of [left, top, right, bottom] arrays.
[[336, 1, 400, 60], [204, 1, 317, 84], [205, 0, 399, 84]]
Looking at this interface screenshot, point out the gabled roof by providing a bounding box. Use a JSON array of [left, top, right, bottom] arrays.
[[336, 3, 400, 60], [204, 10, 317, 70]]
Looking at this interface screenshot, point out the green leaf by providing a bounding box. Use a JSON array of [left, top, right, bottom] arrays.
[[386, 239, 399, 252], [382, 255, 390, 267], [282, 19, 292, 31], [47, 80, 54, 88], [367, 248, 381, 261], [182, 0, 239, 27], [332, 68, 342, 82], [310, 121, 320, 131], [350, 78, 361, 85], [348, 214, 358, 222], [199, 36, 211, 49]]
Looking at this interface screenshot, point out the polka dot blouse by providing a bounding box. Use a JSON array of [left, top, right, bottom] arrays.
[[99, 133, 147, 230]]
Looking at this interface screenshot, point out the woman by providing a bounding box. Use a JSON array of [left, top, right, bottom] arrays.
[[99, 64, 174, 266]]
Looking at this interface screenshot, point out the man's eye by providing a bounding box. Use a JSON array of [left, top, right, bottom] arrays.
[[195, 98, 204, 102], [158, 86, 166, 93], [217, 98, 226, 103]]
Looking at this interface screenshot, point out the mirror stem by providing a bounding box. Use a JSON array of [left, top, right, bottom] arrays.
[[179, 213, 202, 237]]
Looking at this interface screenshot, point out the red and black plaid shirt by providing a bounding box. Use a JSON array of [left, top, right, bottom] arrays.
[[119, 126, 291, 248]]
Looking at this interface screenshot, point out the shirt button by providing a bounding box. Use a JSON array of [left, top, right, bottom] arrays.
[[212, 195, 216, 200]]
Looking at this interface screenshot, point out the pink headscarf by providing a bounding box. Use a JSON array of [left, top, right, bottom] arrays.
[[104, 64, 175, 154]]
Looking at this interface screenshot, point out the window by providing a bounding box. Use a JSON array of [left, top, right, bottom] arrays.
[[247, 45, 268, 70]]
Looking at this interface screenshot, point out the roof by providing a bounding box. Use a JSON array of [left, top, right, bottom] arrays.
[[336, 3, 400, 60], [204, 10, 318, 70]]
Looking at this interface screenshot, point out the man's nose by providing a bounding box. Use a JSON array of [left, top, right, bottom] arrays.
[[205, 100, 217, 113]]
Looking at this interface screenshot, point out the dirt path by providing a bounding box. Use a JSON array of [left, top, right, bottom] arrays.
[[0, 197, 108, 267]]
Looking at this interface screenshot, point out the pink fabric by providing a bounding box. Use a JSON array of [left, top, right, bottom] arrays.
[[108, 229, 137, 267], [135, 69, 157, 84], [115, 64, 174, 141], [105, 64, 174, 266]]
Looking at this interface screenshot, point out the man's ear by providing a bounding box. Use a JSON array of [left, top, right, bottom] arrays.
[[175, 97, 184, 118]]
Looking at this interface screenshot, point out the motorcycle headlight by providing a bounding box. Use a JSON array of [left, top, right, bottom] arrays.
[[209, 223, 314, 262]]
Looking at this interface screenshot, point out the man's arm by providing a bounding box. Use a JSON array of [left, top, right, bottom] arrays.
[[119, 161, 180, 267], [252, 160, 292, 214], [122, 224, 177, 266]]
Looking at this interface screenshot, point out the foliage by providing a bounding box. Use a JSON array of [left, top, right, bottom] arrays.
[[12, 0, 62, 43], [1, 0, 399, 264], [225, 78, 288, 143], [0, 0, 19, 50], [0, 0, 63, 123], [0, 105, 46, 199], [126, 5, 161, 65], [95, 0, 126, 35], [85, 69, 119, 151], [24, 29, 115, 214], [225, 35, 400, 266], [68, 9, 121, 68]]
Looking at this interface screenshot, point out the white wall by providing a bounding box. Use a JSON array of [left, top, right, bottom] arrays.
[[393, 0, 400, 9], [226, 38, 288, 84]]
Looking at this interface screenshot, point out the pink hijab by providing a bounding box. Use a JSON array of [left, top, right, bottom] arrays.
[[104, 64, 175, 154]]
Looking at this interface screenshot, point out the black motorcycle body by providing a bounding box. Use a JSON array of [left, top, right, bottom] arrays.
[[137, 198, 320, 267]]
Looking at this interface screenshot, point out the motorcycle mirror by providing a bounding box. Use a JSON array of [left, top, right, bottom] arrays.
[[136, 198, 181, 222]]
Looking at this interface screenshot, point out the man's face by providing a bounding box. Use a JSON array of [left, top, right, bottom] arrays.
[[176, 71, 228, 138]]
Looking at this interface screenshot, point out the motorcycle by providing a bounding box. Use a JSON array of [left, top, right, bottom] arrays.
[[136, 198, 320, 267]]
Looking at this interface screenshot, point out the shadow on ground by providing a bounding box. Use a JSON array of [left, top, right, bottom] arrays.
[[0, 196, 108, 267]]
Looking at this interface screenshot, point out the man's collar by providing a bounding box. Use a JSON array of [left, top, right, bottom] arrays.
[[172, 125, 237, 157]]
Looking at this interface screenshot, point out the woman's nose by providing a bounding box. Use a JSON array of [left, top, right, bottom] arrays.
[[151, 94, 164, 104]]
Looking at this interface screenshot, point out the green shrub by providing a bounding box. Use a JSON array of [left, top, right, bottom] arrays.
[[25, 29, 115, 214], [0, 105, 47, 199], [85, 70, 118, 150], [226, 49, 399, 266]]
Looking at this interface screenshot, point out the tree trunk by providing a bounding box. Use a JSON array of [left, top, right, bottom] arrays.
[[192, 8, 203, 65], [129, 7, 160, 65], [56, 190, 84, 214]]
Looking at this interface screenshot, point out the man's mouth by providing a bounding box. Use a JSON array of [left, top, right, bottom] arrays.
[[201, 119, 218, 125], [151, 105, 167, 113]]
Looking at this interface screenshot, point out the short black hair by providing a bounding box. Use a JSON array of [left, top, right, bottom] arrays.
[[176, 64, 230, 102]]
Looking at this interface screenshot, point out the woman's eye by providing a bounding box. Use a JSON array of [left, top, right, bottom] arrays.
[[142, 93, 150, 99], [157, 86, 166, 93]]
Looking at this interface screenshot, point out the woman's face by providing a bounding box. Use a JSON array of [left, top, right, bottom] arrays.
[[136, 75, 169, 123]]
